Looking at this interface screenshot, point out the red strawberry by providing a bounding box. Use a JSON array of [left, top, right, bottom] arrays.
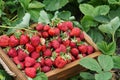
[[54, 56, 67, 68], [36, 45, 42, 53], [25, 67, 36, 78], [87, 46, 94, 54], [43, 25, 50, 31], [41, 45, 46, 52], [0, 35, 9, 47], [36, 23, 44, 31], [8, 48, 17, 58], [54, 28, 60, 35], [71, 48, 79, 57], [57, 22, 68, 31], [59, 44, 66, 53], [71, 55, 76, 61], [20, 34, 29, 45], [79, 32, 84, 40], [40, 58, 45, 67], [63, 40, 70, 47], [31, 36, 40, 47], [13, 57, 20, 64], [41, 66, 51, 73], [31, 51, 40, 60], [82, 53, 87, 57], [78, 45, 87, 54], [48, 28, 55, 36], [17, 62, 25, 70], [18, 49, 28, 61], [25, 57, 36, 67], [43, 49, 52, 57], [70, 27, 81, 37], [42, 32, 49, 38], [70, 42, 76, 48], [51, 40, 60, 49], [65, 21, 73, 30], [9, 35, 19, 47], [26, 43, 35, 53], [44, 58, 53, 67], [34, 63, 41, 70]]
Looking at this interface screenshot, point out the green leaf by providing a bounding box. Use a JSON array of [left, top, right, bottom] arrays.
[[19, 0, 31, 9], [58, 11, 71, 20], [93, 5, 110, 16], [95, 72, 112, 80], [79, 4, 94, 16], [0, 70, 13, 80], [108, 0, 120, 5], [108, 7, 120, 19], [28, 9, 40, 22], [38, 10, 50, 24], [80, 72, 94, 80], [28, 1, 44, 9], [88, 28, 104, 43], [112, 56, 120, 68], [97, 41, 116, 55], [98, 17, 120, 35], [94, 15, 110, 23], [81, 16, 98, 32], [6, 13, 30, 35], [98, 54, 113, 71], [43, 0, 69, 11], [33, 72, 48, 80], [80, 57, 102, 73]]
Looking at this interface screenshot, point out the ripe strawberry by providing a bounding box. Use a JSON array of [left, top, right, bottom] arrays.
[[41, 45, 46, 52], [51, 40, 60, 49], [43, 49, 52, 57], [36, 45, 42, 53], [31, 36, 40, 47], [0, 35, 9, 47], [34, 63, 41, 70], [82, 53, 87, 57], [54, 28, 60, 35], [59, 44, 66, 53], [71, 48, 79, 57], [70, 41, 76, 48], [42, 32, 49, 38], [79, 32, 84, 40], [25, 67, 36, 78], [20, 34, 29, 45], [87, 46, 94, 54], [17, 62, 25, 70], [36, 23, 44, 31], [13, 57, 20, 64], [44, 58, 53, 67], [48, 28, 55, 36], [54, 56, 67, 68], [71, 55, 76, 61], [9, 35, 19, 47], [70, 27, 81, 37], [41, 66, 51, 73], [25, 57, 36, 67], [26, 43, 35, 53], [18, 49, 28, 61], [31, 51, 40, 60], [40, 58, 45, 67], [43, 25, 50, 31], [63, 40, 70, 47], [65, 21, 73, 30], [8, 48, 17, 58], [78, 45, 87, 54], [57, 22, 68, 31]]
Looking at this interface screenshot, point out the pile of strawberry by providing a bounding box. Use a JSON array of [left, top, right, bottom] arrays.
[[0, 21, 94, 78]]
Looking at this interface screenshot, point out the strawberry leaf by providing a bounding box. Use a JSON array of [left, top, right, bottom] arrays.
[[80, 57, 102, 73], [95, 72, 112, 80], [80, 72, 94, 80], [98, 54, 113, 71], [43, 0, 69, 11], [28, 1, 44, 9], [112, 56, 120, 68], [33, 72, 48, 80]]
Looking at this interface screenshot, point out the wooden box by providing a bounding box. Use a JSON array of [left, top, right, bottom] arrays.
[[0, 32, 101, 80]]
